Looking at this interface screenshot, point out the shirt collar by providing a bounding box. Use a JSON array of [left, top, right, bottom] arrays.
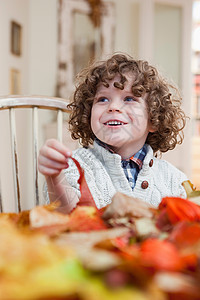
[[128, 145, 147, 170]]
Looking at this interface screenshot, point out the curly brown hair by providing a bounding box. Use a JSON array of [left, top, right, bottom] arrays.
[[67, 53, 186, 154]]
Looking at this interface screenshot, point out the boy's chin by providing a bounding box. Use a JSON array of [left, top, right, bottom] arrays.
[[103, 139, 127, 149]]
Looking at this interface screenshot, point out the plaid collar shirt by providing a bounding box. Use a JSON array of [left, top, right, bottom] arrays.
[[95, 138, 147, 190]]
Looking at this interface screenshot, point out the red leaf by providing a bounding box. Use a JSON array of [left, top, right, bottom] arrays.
[[70, 157, 97, 208]]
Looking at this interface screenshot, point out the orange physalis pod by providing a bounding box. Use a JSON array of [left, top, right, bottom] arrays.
[[169, 221, 200, 248], [158, 197, 200, 225]]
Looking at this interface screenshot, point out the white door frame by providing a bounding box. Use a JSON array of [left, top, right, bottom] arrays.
[[138, 0, 193, 177]]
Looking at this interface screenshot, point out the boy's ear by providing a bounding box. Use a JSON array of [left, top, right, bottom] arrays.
[[148, 123, 157, 133], [149, 128, 156, 133]]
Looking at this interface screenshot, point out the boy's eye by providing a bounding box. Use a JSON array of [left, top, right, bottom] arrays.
[[124, 96, 135, 102], [98, 97, 109, 102]]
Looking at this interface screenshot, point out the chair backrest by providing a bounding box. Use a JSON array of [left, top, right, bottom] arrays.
[[0, 95, 71, 213]]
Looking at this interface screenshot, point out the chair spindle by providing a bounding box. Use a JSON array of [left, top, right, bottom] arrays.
[[9, 108, 21, 212]]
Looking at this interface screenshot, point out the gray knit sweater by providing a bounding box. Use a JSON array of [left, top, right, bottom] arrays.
[[64, 141, 188, 208]]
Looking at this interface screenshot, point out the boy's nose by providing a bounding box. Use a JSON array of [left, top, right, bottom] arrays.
[[109, 107, 121, 112], [108, 101, 122, 112]]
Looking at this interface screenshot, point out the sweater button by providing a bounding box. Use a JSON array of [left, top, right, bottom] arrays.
[[141, 181, 149, 189], [149, 159, 153, 167]]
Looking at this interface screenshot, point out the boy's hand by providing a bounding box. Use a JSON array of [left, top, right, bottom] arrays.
[[38, 139, 72, 176]]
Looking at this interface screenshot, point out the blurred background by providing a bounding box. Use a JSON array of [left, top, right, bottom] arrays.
[[0, 0, 199, 210]]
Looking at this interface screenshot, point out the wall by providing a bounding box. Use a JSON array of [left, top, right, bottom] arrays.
[[29, 0, 58, 96], [0, 0, 29, 95], [112, 0, 139, 57]]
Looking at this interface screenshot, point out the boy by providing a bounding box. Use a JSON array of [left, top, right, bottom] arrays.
[[38, 53, 188, 213]]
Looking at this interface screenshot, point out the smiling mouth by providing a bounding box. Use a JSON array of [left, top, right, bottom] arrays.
[[104, 120, 127, 126]]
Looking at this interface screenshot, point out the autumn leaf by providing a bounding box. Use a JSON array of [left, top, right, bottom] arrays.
[[71, 157, 97, 207], [30, 205, 108, 234], [29, 206, 70, 236], [0, 210, 30, 229], [103, 192, 153, 220], [139, 238, 185, 272], [67, 206, 108, 232], [154, 271, 200, 300]]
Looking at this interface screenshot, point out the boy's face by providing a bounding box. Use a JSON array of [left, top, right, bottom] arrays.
[[91, 74, 155, 158]]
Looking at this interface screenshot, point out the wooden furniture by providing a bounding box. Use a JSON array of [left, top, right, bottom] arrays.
[[0, 95, 71, 212]]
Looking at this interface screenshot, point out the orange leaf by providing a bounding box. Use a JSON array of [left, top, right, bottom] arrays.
[[140, 238, 184, 272], [67, 206, 108, 232], [159, 197, 200, 225], [0, 210, 30, 229], [30, 205, 107, 234]]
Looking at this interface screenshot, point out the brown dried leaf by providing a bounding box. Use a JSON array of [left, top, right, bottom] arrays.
[[103, 192, 153, 220], [0, 210, 30, 229], [56, 227, 129, 249], [77, 248, 121, 271], [30, 206, 69, 228], [134, 217, 160, 238], [154, 271, 200, 296]]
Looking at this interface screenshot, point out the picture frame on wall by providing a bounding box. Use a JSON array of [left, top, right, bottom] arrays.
[[10, 69, 21, 94], [11, 21, 22, 56]]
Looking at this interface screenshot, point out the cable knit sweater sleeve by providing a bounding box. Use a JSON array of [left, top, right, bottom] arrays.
[[64, 147, 118, 208]]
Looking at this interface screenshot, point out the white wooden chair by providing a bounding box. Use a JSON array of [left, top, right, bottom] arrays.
[[0, 95, 71, 213]]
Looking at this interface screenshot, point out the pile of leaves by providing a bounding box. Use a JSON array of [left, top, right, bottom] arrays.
[[1, 180, 200, 299]]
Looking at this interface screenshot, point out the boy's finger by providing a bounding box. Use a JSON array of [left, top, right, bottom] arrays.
[[38, 165, 61, 176], [39, 145, 68, 163], [39, 147, 63, 162], [46, 139, 72, 157], [39, 155, 69, 170]]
